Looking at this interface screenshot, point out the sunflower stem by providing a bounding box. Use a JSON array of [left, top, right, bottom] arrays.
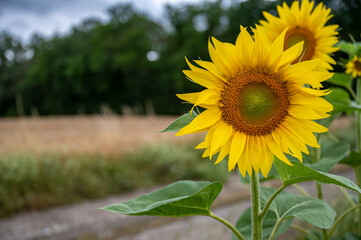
[[311, 147, 328, 240], [347, 86, 359, 104], [250, 171, 262, 240], [327, 203, 361, 238], [355, 78, 361, 236]]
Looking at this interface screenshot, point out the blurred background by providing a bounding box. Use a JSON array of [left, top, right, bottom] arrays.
[[1, 0, 360, 117], [0, 0, 360, 239]]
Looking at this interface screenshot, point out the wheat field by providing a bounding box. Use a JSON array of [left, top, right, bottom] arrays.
[[0, 114, 350, 156], [0, 115, 200, 156]]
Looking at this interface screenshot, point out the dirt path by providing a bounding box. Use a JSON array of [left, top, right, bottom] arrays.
[[0, 168, 355, 240]]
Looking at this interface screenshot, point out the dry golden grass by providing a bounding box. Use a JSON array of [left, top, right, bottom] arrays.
[[0, 115, 201, 156], [0, 114, 349, 156]]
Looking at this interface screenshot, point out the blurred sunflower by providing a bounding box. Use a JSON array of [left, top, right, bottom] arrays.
[[259, 0, 338, 70], [346, 56, 361, 78], [176, 26, 333, 177]]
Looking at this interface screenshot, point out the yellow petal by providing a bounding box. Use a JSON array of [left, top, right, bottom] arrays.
[[288, 104, 329, 120], [191, 89, 221, 108], [215, 138, 232, 164], [193, 60, 226, 82], [283, 59, 321, 79], [285, 117, 320, 148], [176, 108, 221, 136], [279, 42, 304, 67], [183, 70, 223, 89], [235, 26, 254, 67], [269, 27, 288, 69], [195, 141, 207, 149], [266, 134, 293, 165], [228, 131, 246, 171], [209, 38, 234, 78], [210, 121, 233, 156]]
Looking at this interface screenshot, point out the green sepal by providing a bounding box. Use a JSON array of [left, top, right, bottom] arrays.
[[100, 180, 222, 217], [161, 111, 198, 132]]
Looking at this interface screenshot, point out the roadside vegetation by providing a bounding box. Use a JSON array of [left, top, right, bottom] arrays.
[[0, 142, 229, 217]]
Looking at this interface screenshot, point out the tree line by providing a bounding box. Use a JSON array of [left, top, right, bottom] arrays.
[[0, 0, 359, 116]]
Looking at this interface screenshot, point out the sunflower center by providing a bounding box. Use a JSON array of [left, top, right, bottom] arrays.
[[220, 69, 289, 136], [284, 26, 316, 63], [239, 83, 278, 123], [355, 60, 361, 72]]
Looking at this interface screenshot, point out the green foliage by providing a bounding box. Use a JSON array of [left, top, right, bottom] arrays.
[[325, 87, 361, 113], [308, 141, 350, 172], [161, 111, 197, 132], [274, 159, 361, 193], [260, 187, 335, 229], [0, 0, 359, 116], [328, 73, 353, 89], [325, 87, 351, 113], [101, 181, 222, 216], [20, 5, 166, 115], [0, 143, 229, 217], [344, 232, 361, 240], [232, 187, 335, 239], [232, 207, 292, 240], [337, 40, 361, 56], [341, 151, 361, 168]]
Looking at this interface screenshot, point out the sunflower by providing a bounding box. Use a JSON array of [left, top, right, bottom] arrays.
[[176, 26, 333, 177], [346, 56, 361, 78], [259, 0, 338, 70]]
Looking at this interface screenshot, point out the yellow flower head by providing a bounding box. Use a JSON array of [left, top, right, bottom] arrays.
[[346, 56, 361, 78], [176, 26, 333, 177], [259, 0, 339, 70]]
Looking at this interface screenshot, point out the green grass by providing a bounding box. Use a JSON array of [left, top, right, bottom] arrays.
[[0, 143, 229, 217]]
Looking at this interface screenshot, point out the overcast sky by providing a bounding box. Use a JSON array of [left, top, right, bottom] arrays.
[[0, 0, 202, 43]]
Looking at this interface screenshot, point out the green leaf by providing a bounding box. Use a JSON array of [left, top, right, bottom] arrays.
[[325, 87, 351, 113], [308, 141, 350, 172], [325, 87, 361, 113], [274, 159, 361, 194], [232, 207, 292, 240], [161, 111, 198, 132], [341, 150, 361, 168], [328, 73, 353, 89], [100, 180, 222, 217], [260, 187, 336, 229], [337, 40, 361, 56]]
